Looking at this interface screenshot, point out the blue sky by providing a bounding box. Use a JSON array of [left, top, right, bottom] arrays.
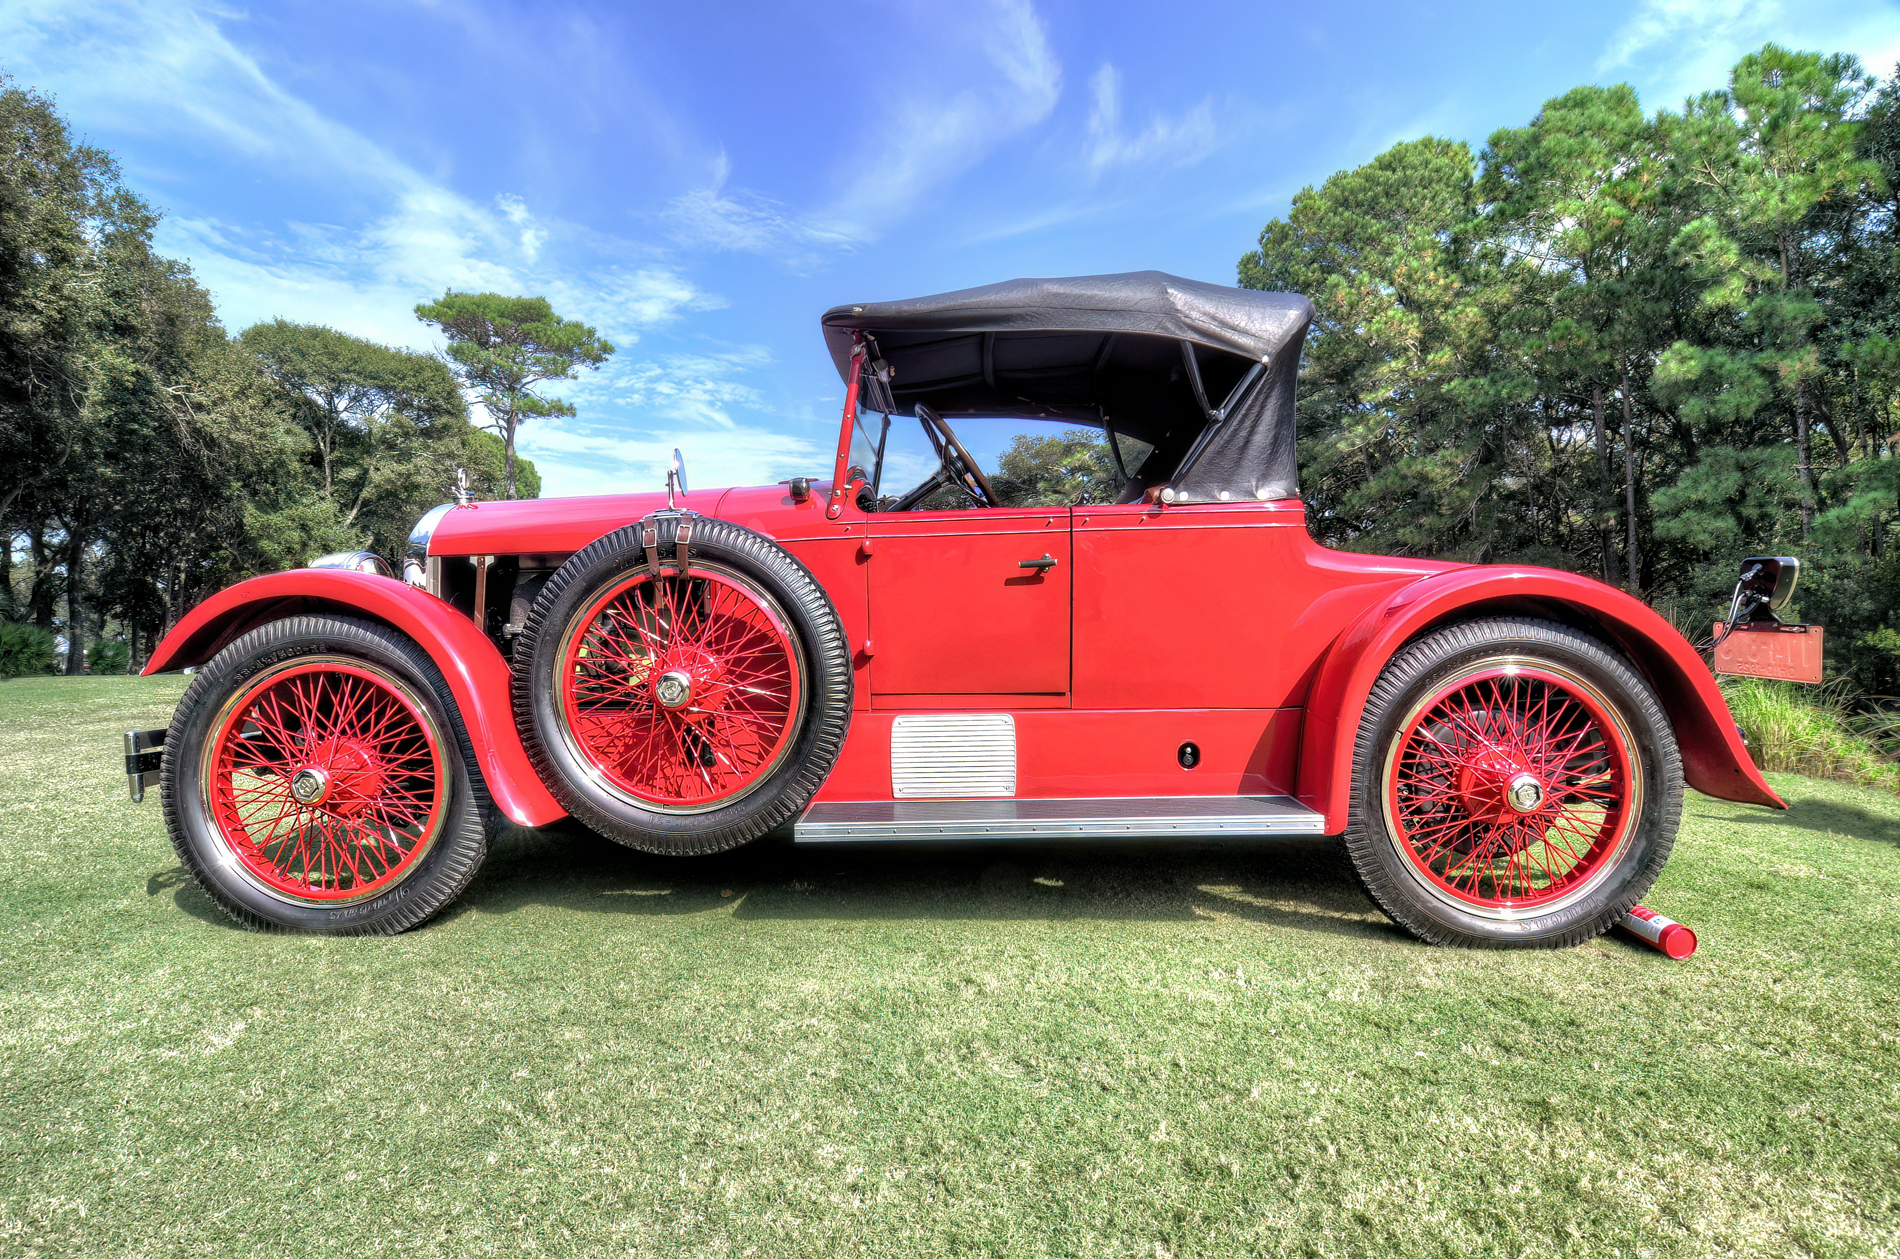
[[4, 0, 1899, 498]]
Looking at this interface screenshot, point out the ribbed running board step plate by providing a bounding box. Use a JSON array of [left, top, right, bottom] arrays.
[[794, 796, 1327, 842]]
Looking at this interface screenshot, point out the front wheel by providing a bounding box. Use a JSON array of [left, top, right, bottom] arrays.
[[1342, 617, 1683, 948], [161, 615, 492, 934]]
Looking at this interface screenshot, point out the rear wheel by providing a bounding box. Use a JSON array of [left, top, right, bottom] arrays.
[[161, 615, 492, 933], [1342, 617, 1682, 948]]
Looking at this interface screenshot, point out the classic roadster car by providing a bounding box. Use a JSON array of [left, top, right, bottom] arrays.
[[125, 271, 1785, 946]]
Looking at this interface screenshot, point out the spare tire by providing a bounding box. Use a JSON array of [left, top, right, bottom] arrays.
[[513, 514, 852, 854]]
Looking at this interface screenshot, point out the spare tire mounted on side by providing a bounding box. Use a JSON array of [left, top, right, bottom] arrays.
[[513, 514, 852, 854]]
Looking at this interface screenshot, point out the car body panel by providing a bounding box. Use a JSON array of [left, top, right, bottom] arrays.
[[867, 506, 1071, 697], [1072, 501, 1456, 710], [144, 495, 1781, 832], [142, 570, 566, 827], [424, 488, 728, 558], [143, 307, 1780, 841], [809, 707, 1303, 802]]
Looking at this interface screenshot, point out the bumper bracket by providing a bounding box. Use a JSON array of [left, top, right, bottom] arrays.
[[124, 729, 165, 803]]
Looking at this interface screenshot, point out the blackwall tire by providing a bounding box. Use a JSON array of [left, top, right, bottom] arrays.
[[160, 615, 494, 934], [1341, 616, 1683, 949], [513, 515, 852, 855]]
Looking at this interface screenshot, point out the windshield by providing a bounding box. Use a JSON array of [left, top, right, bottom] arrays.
[[854, 411, 1154, 511]]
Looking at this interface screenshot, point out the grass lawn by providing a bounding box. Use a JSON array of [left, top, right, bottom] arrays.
[[3, 675, 1898, 1258]]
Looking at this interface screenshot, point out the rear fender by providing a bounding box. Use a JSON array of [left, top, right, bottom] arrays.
[[1296, 568, 1784, 832], [144, 570, 565, 828]]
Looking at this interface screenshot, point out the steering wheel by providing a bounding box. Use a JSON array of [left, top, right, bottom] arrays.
[[925, 413, 1000, 507]]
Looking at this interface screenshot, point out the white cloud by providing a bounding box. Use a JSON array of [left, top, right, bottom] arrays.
[[587, 349, 774, 432], [512, 347, 827, 496], [496, 194, 547, 263], [661, 186, 856, 267], [1599, 0, 1900, 106], [653, 0, 1067, 253], [1600, 0, 1762, 71], [830, 0, 1062, 233], [0, 0, 711, 355], [0, 0, 413, 192], [0, 0, 737, 497], [520, 423, 823, 500], [1082, 63, 1219, 178]]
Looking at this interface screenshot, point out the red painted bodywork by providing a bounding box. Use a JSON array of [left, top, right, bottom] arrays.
[[148, 400, 1783, 835], [867, 507, 1071, 696], [143, 570, 566, 828]]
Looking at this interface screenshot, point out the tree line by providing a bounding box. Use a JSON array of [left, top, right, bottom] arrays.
[[1241, 44, 1900, 698], [1, 77, 612, 676]]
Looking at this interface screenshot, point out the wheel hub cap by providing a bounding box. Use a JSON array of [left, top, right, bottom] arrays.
[[289, 767, 329, 805], [655, 669, 693, 709], [1506, 772, 1544, 813]]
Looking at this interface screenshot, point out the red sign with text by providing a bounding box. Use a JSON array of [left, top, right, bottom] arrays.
[[1712, 622, 1824, 684]]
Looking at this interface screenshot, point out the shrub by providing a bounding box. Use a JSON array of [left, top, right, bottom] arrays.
[[87, 638, 130, 675], [1721, 678, 1900, 792], [0, 620, 58, 679]]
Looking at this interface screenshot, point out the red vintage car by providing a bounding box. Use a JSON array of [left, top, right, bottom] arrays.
[[125, 271, 1786, 946]]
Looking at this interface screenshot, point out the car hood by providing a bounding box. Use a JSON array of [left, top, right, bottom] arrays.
[[426, 482, 843, 557]]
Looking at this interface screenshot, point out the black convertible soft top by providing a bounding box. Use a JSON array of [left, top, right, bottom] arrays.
[[821, 271, 1313, 504]]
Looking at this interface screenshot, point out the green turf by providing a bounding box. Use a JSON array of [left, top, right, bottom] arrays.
[[3, 675, 1898, 1258]]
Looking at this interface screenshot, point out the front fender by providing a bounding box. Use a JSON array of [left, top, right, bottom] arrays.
[[1296, 567, 1784, 832], [144, 570, 565, 828]]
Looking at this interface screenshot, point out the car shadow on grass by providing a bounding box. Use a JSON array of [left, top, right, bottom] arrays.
[[1694, 794, 1900, 847], [145, 864, 253, 931], [449, 822, 1405, 942]]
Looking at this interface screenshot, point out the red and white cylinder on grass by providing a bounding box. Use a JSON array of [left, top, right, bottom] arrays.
[[1620, 906, 1697, 959]]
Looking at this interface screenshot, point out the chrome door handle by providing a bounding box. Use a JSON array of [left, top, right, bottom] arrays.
[[1017, 554, 1058, 571]]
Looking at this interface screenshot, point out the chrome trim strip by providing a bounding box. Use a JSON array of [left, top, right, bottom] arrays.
[[794, 795, 1327, 842], [309, 550, 394, 578], [407, 504, 454, 559]]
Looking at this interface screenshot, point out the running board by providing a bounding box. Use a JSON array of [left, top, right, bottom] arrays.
[[793, 796, 1328, 843]]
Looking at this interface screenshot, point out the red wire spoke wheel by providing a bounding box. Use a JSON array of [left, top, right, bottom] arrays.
[[555, 566, 804, 811], [1382, 662, 1639, 915], [515, 515, 853, 856], [162, 615, 492, 935], [1343, 617, 1681, 949], [202, 659, 449, 905]]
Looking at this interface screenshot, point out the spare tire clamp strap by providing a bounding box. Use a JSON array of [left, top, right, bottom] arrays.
[[639, 511, 697, 577], [642, 519, 661, 575]]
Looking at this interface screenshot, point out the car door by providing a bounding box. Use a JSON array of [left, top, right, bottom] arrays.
[[866, 505, 1071, 703]]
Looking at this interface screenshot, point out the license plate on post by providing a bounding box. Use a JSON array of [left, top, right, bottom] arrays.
[[1712, 622, 1824, 684]]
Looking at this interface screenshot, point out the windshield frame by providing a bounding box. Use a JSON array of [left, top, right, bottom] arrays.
[[853, 409, 1141, 513]]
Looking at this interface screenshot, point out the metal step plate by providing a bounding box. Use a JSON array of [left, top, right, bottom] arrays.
[[794, 795, 1328, 842]]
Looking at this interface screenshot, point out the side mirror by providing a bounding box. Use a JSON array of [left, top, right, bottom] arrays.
[[670, 448, 689, 494], [1739, 556, 1799, 618]]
